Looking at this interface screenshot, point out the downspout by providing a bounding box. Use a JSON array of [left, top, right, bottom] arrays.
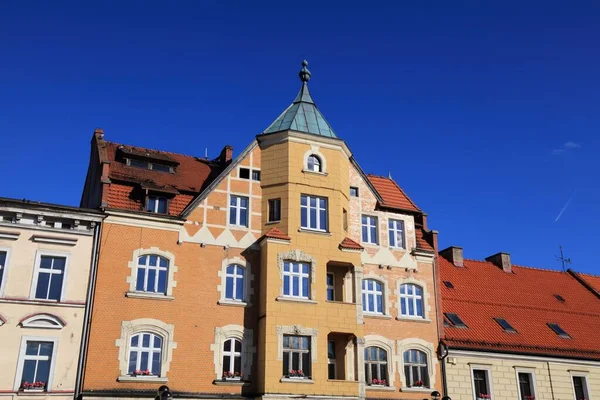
[[439, 342, 449, 396], [547, 361, 556, 400], [430, 229, 447, 396], [74, 220, 103, 399]]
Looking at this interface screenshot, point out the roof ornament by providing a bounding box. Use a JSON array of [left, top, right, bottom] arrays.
[[299, 60, 311, 82]]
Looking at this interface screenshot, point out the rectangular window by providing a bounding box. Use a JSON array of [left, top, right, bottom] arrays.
[[252, 170, 261, 181], [19, 341, 54, 391], [129, 159, 149, 169], [268, 199, 281, 222], [388, 219, 405, 248], [34, 255, 66, 301], [229, 196, 249, 227], [239, 168, 250, 179], [283, 261, 310, 299], [282, 335, 311, 378], [326, 273, 335, 301], [443, 280, 454, 289], [0, 251, 7, 292], [150, 163, 172, 173], [518, 372, 535, 400], [342, 209, 348, 231], [350, 187, 359, 197], [328, 340, 336, 379], [361, 215, 378, 244], [572, 375, 589, 400], [147, 196, 168, 214], [472, 369, 491, 398], [300, 195, 328, 231]]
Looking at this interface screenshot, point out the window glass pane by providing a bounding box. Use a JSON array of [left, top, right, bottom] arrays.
[[292, 352, 300, 370], [138, 255, 147, 265], [224, 339, 231, 352], [52, 257, 66, 271], [157, 270, 167, 294], [234, 355, 242, 372], [128, 351, 138, 373], [309, 207, 317, 229], [283, 336, 289, 348], [147, 197, 156, 212], [21, 360, 36, 383], [225, 277, 234, 299], [328, 363, 336, 379], [302, 264, 309, 274], [240, 208, 248, 226], [39, 342, 53, 356], [142, 334, 150, 347], [40, 256, 52, 269], [151, 354, 161, 375], [319, 209, 327, 230], [283, 275, 290, 295], [234, 339, 242, 352], [131, 335, 139, 347], [157, 199, 168, 214], [140, 352, 149, 370], [302, 352, 310, 375], [235, 277, 244, 300], [154, 336, 162, 349], [376, 294, 383, 313], [35, 273, 50, 299], [283, 353, 289, 375], [229, 205, 237, 225], [148, 255, 158, 266], [136, 268, 145, 291], [301, 195, 307, 206], [147, 268, 156, 292], [302, 276, 309, 297], [301, 207, 307, 227], [48, 273, 64, 300], [159, 257, 168, 268]]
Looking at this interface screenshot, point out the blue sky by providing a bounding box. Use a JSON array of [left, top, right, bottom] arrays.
[[1, 1, 598, 274]]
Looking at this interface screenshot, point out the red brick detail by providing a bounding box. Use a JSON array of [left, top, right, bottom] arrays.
[[339, 237, 363, 250]]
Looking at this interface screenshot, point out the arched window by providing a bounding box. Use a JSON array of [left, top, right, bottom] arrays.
[[128, 332, 162, 376], [136, 255, 169, 294], [365, 346, 388, 386], [362, 279, 384, 314], [222, 338, 242, 379], [225, 265, 245, 301], [403, 349, 429, 387], [399, 284, 424, 318], [306, 155, 322, 172]]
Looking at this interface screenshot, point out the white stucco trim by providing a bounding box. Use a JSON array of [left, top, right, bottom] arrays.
[[126, 247, 178, 297], [303, 146, 328, 174], [210, 324, 255, 380], [395, 277, 432, 321], [277, 250, 317, 300], [217, 256, 254, 306], [115, 318, 177, 378], [20, 313, 65, 329], [569, 370, 591, 400], [13, 335, 59, 391], [469, 364, 494, 400], [364, 334, 398, 387], [0, 246, 12, 297], [361, 273, 391, 316], [397, 338, 438, 389], [514, 367, 538, 400], [276, 325, 319, 362], [29, 250, 71, 302]]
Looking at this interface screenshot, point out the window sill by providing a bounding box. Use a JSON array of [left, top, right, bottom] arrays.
[[362, 242, 379, 248], [364, 313, 392, 320], [395, 316, 431, 323], [298, 228, 331, 236], [366, 385, 395, 391], [401, 387, 431, 393], [117, 376, 168, 383], [389, 246, 407, 251], [213, 380, 251, 386], [218, 299, 248, 307], [280, 377, 314, 384], [265, 220, 281, 225], [126, 292, 174, 301], [276, 296, 317, 304], [301, 169, 328, 176]]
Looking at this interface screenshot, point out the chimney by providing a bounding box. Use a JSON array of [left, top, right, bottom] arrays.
[[440, 246, 464, 267], [216, 145, 233, 165], [486, 252, 512, 273], [94, 128, 104, 140]]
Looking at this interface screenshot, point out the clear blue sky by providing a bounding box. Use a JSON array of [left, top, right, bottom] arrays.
[[1, 1, 598, 274]]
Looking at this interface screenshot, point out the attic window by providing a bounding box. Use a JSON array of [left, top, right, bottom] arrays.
[[239, 168, 250, 179], [547, 323, 570, 338], [444, 313, 467, 328], [350, 187, 359, 197], [126, 158, 173, 173], [147, 195, 168, 214], [554, 294, 565, 302], [494, 318, 517, 333], [443, 281, 454, 289]]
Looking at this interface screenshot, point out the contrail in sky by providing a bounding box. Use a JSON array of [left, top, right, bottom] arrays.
[[554, 193, 576, 223]]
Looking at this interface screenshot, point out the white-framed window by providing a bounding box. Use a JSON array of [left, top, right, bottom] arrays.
[[16, 339, 57, 391], [572, 374, 590, 400], [388, 219, 405, 248], [31, 252, 68, 301], [326, 273, 335, 301], [229, 195, 249, 227], [516, 370, 536, 400], [403, 349, 429, 388], [306, 155, 322, 172], [268, 198, 281, 222], [283, 335, 311, 378], [361, 215, 378, 244], [283, 261, 310, 299], [136, 255, 169, 294], [399, 284, 424, 318], [362, 279, 384, 314], [251, 170, 261, 181], [471, 367, 493, 400], [365, 346, 388, 386], [222, 338, 242, 379], [300, 194, 328, 231], [147, 196, 168, 214], [128, 332, 163, 376], [0, 248, 10, 296], [328, 340, 336, 379], [225, 264, 245, 301]]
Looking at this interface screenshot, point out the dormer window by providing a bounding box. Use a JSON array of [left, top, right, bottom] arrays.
[[126, 158, 174, 173], [307, 155, 322, 172], [147, 196, 168, 214]]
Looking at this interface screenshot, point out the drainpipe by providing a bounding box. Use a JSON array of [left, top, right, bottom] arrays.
[[439, 342, 449, 396], [74, 221, 103, 399]]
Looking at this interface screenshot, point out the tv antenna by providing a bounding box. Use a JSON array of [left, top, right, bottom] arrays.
[[555, 245, 572, 272]]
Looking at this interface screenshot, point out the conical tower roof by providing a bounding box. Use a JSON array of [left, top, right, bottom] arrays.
[[262, 60, 338, 138]]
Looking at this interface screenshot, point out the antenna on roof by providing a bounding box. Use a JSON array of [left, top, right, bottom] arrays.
[[205, 148, 208, 159], [555, 245, 572, 272]]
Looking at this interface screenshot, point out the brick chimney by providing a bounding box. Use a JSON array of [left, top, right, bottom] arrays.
[[216, 145, 233, 165], [439, 246, 464, 267], [486, 252, 512, 273]]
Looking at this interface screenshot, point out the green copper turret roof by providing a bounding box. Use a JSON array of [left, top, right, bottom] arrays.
[[263, 60, 338, 138]]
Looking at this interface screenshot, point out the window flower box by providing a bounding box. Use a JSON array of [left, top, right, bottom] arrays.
[[369, 379, 387, 386], [524, 396, 535, 400], [287, 370, 306, 379], [477, 394, 491, 400], [222, 371, 243, 381], [132, 369, 153, 377], [411, 380, 424, 388], [20, 381, 46, 391]]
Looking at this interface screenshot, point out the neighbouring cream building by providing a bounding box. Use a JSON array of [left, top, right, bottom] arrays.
[[0, 198, 102, 400], [438, 246, 600, 400]]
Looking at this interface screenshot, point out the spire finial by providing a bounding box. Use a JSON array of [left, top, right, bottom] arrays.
[[299, 59, 311, 82]]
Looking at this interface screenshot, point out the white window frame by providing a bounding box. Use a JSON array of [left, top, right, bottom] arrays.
[[146, 195, 168, 214], [399, 283, 424, 318], [135, 255, 169, 294], [211, 324, 255, 381], [515, 368, 537, 400], [282, 334, 312, 378], [229, 195, 249, 227], [388, 219, 405, 249], [282, 261, 310, 299], [362, 279, 384, 315], [126, 248, 178, 299], [470, 365, 494, 400], [361, 215, 378, 245], [326, 273, 335, 301], [222, 338, 243, 378], [29, 250, 70, 302], [20, 313, 65, 329], [364, 346, 389, 386], [268, 198, 281, 222], [570, 372, 591, 400], [300, 194, 328, 232], [224, 264, 245, 302], [306, 154, 322, 172], [0, 247, 11, 297], [128, 332, 163, 376], [13, 336, 59, 391], [403, 349, 429, 388]]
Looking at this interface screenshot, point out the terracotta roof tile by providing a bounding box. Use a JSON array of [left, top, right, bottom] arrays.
[[339, 237, 364, 251], [366, 175, 420, 212], [262, 227, 291, 241], [439, 256, 600, 360], [574, 271, 600, 295], [415, 229, 434, 251]]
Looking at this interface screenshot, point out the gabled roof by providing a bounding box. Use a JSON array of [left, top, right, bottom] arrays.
[[262, 61, 337, 138], [261, 227, 291, 241], [339, 237, 363, 251], [367, 174, 420, 212], [439, 256, 600, 360]]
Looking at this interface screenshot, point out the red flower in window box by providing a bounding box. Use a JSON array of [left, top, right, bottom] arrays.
[[524, 396, 535, 400], [222, 371, 243, 380], [288, 370, 305, 378], [133, 369, 152, 376], [370, 379, 387, 386], [412, 380, 424, 387], [477, 394, 491, 399], [20, 381, 46, 390]]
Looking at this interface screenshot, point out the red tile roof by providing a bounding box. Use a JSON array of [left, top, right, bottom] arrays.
[[572, 271, 600, 296], [415, 229, 434, 251], [339, 237, 364, 251], [439, 256, 600, 360], [366, 175, 420, 212], [262, 227, 291, 241]]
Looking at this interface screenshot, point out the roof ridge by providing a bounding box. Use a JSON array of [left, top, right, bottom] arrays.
[[106, 140, 214, 163], [461, 257, 566, 273], [576, 270, 600, 278], [444, 297, 600, 318]]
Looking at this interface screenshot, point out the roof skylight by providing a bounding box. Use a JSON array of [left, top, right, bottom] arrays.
[[443, 281, 455, 289], [494, 318, 517, 333], [445, 313, 467, 328], [547, 323, 570, 338]]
